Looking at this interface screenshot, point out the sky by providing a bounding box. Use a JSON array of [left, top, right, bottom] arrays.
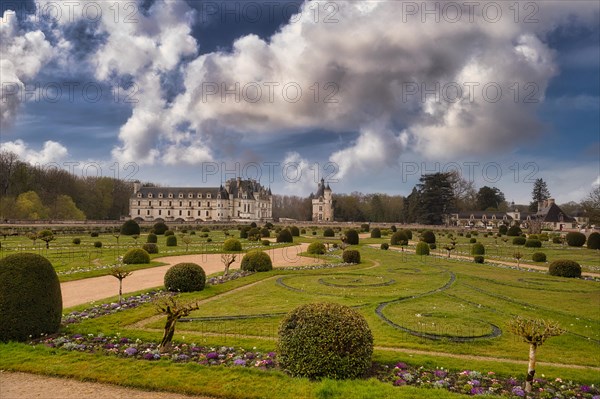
[[1, 0, 598, 204]]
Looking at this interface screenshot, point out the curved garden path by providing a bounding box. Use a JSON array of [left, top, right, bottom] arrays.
[[61, 244, 319, 308]]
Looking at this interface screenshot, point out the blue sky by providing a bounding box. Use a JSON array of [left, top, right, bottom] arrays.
[[1, 0, 598, 203]]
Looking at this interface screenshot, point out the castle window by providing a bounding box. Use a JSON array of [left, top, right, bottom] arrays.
[[179, 210, 182, 216], [137, 193, 142, 198], [198, 201, 201, 207], [188, 210, 191, 216], [137, 210, 140, 215], [158, 201, 162, 206], [179, 193, 183, 198], [148, 193, 153, 198], [207, 193, 211, 199], [189, 201, 192, 207], [158, 210, 161, 216], [169, 201, 172, 207], [319, 206, 322, 211], [147, 210, 150, 215], [137, 201, 140, 206], [158, 193, 163, 198], [198, 211, 201, 216], [149, 201, 152, 206], [197, 194, 202, 198], [207, 202, 210, 207], [168, 210, 171, 216], [206, 211, 209, 216], [188, 193, 193, 198], [179, 201, 182, 207], [168, 193, 173, 198]]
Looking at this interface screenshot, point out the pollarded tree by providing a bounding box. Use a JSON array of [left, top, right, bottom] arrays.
[[38, 229, 55, 249], [221, 253, 237, 277], [108, 264, 133, 304], [507, 317, 564, 393], [155, 297, 200, 350], [181, 235, 192, 252]]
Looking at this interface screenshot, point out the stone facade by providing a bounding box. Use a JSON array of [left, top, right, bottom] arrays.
[[129, 178, 272, 222], [312, 178, 333, 222]]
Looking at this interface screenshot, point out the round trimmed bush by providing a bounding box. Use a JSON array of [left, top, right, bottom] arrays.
[[421, 230, 436, 244], [120, 220, 140, 236], [512, 236, 526, 245], [402, 229, 413, 240], [549, 260, 581, 278], [507, 225, 522, 236], [323, 228, 335, 237], [240, 227, 250, 239], [123, 248, 150, 264], [262, 239, 270, 246], [72, 238, 81, 245], [471, 243, 485, 255], [250, 222, 257, 228], [260, 227, 270, 238], [473, 255, 484, 264], [277, 229, 293, 243], [469, 238, 477, 244], [166, 235, 177, 247], [164, 230, 175, 237], [307, 241, 326, 255], [370, 228, 381, 238], [498, 225, 508, 235], [361, 224, 370, 232], [164, 262, 206, 292], [241, 251, 273, 272], [344, 229, 359, 245], [278, 302, 373, 380], [465, 233, 472, 238], [247, 228, 261, 241], [93, 241, 102, 248], [525, 239, 542, 248], [380, 243, 389, 250], [415, 241, 430, 256], [587, 232, 600, 250], [289, 226, 300, 237], [342, 250, 361, 264], [223, 238, 242, 251], [528, 234, 539, 240], [532, 252, 546, 262], [90, 231, 99, 237], [565, 232, 586, 247], [147, 233, 157, 243], [142, 243, 158, 254], [201, 227, 210, 233], [552, 236, 563, 244], [390, 231, 408, 246], [0, 253, 62, 342], [153, 222, 169, 235], [429, 243, 436, 250]]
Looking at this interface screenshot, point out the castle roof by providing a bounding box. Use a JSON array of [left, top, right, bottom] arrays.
[[132, 178, 272, 200]]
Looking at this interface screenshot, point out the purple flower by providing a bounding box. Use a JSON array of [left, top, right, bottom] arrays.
[[124, 347, 137, 356], [206, 352, 219, 359], [507, 378, 518, 386], [511, 386, 525, 397], [233, 359, 246, 366], [119, 338, 129, 344], [469, 380, 480, 387], [245, 352, 255, 360], [72, 334, 82, 339], [395, 362, 408, 370], [470, 387, 484, 395], [592, 395, 600, 399], [176, 354, 189, 362], [104, 343, 115, 349], [580, 385, 591, 393], [268, 352, 276, 358], [434, 370, 447, 378], [393, 379, 406, 386], [143, 353, 155, 360]]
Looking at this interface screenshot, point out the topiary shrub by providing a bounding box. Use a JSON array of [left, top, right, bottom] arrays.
[[142, 243, 158, 254], [549, 260, 581, 278], [370, 228, 381, 238], [469, 238, 477, 244], [164, 230, 175, 237], [166, 235, 177, 247], [262, 239, 270, 246], [153, 222, 168, 235], [342, 250, 361, 264], [471, 243, 485, 255], [72, 238, 81, 245], [415, 241, 430, 256], [587, 232, 600, 250], [344, 229, 359, 245], [565, 232, 586, 247], [552, 236, 563, 244], [380, 243, 389, 250], [307, 241, 326, 255], [539, 233, 549, 241], [498, 225, 508, 235], [247, 228, 261, 241], [260, 227, 270, 238], [512, 236, 526, 245], [507, 225, 522, 236], [164, 262, 206, 292], [123, 248, 150, 264], [278, 302, 373, 380], [402, 229, 413, 240], [120, 220, 140, 236], [525, 239, 542, 248], [532, 252, 546, 262], [390, 225, 397, 232], [90, 231, 99, 237], [241, 251, 273, 272], [421, 230, 436, 244], [528, 234, 539, 240], [473, 255, 484, 264], [390, 231, 408, 246], [240, 226, 250, 239], [277, 229, 293, 243], [323, 228, 335, 237], [0, 253, 62, 342], [94, 241, 102, 248], [360, 224, 370, 232], [223, 238, 242, 251], [289, 226, 300, 237], [147, 233, 157, 243], [201, 227, 210, 233], [465, 233, 472, 238], [429, 243, 436, 250]]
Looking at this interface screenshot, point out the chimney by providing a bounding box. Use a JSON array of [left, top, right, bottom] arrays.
[[537, 201, 544, 212], [547, 198, 555, 206], [133, 181, 141, 194]]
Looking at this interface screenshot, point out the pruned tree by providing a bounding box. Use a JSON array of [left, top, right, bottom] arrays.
[[443, 243, 455, 258], [108, 264, 133, 304], [27, 231, 38, 246], [155, 297, 200, 350], [38, 229, 55, 249], [181, 235, 192, 252], [507, 317, 564, 392], [221, 253, 236, 276], [513, 251, 523, 268]]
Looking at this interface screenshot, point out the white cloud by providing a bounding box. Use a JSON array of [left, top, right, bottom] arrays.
[[281, 152, 319, 196], [1, 140, 68, 164]]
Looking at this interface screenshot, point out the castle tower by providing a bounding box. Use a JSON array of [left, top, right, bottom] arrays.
[[312, 178, 333, 222]]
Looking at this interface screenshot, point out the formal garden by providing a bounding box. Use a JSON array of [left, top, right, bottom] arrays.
[[0, 222, 599, 398]]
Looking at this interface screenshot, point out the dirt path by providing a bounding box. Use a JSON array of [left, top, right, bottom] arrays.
[[61, 244, 319, 308], [0, 372, 213, 399]]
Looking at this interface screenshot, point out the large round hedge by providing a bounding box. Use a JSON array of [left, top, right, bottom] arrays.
[[123, 248, 150, 264], [532, 252, 547, 262], [0, 253, 62, 342], [565, 232, 586, 247], [342, 250, 361, 264], [166, 235, 177, 247], [471, 243, 485, 255], [525, 239, 542, 248], [241, 251, 273, 272], [415, 241, 430, 256], [277, 302, 373, 380], [289, 226, 300, 237], [164, 262, 206, 292], [120, 220, 141, 236], [548, 260, 582, 278], [142, 243, 158, 254], [421, 230, 436, 244], [370, 228, 381, 238], [512, 236, 526, 245], [307, 241, 326, 255], [588, 232, 600, 250], [277, 229, 293, 243], [153, 222, 169, 235], [223, 238, 242, 252], [390, 231, 408, 246], [260, 227, 270, 238], [344, 229, 359, 245], [164, 230, 175, 236], [507, 225, 522, 236], [147, 233, 157, 243], [323, 228, 335, 237], [498, 225, 508, 235], [402, 229, 413, 240]]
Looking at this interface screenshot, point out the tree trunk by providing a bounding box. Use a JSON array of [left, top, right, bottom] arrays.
[[159, 315, 177, 350], [525, 343, 537, 392], [118, 279, 123, 304], [224, 264, 230, 276]]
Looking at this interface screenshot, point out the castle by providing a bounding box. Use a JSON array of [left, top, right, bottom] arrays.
[[130, 178, 272, 222], [312, 178, 334, 222]]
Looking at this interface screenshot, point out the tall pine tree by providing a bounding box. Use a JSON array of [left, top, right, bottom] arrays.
[[530, 178, 551, 211], [416, 173, 456, 225]]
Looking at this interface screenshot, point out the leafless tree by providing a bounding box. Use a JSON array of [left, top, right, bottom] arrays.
[[155, 297, 199, 350], [221, 253, 237, 276]]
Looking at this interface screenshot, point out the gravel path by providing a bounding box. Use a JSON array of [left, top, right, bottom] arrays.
[[61, 243, 318, 307]]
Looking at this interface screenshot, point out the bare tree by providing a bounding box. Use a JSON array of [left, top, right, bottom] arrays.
[[181, 235, 192, 252], [443, 242, 455, 258], [155, 297, 200, 350], [108, 264, 133, 304], [513, 251, 523, 268], [507, 317, 564, 392], [27, 232, 38, 247], [221, 253, 237, 276]]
